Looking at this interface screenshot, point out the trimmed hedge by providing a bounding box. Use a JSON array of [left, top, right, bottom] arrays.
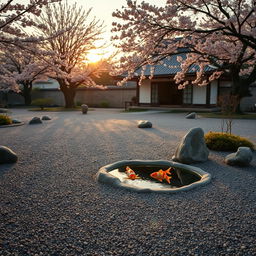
[[0, 114, 12, 125], [205, 132, 255, 151], [31, 98, 53, 110]]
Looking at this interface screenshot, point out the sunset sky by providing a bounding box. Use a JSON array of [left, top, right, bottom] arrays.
[[73, 0, 166, 61], [75, 0, 165, 35]]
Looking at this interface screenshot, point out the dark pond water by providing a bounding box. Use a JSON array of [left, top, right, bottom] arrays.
[[109, 165, 201, 189]]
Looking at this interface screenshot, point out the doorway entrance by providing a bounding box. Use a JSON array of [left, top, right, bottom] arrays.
[[151, 82, 183, 105]]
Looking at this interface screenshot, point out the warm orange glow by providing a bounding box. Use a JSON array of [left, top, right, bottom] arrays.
[[86, 42, 115, 63], [86, 49, 104, 63]]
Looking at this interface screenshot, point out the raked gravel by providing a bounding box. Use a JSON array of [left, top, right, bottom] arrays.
[[0, 108, 256, 256]]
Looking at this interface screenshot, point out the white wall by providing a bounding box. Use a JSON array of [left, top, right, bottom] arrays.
[[192, 85, 207, 104], [33, 78, 60, 89], [210, 81, 218, 104], [139, 80, 151, 103], [32, 87, 136, 108]]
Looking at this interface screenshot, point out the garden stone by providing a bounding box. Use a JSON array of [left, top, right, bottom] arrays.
[[0, 146, 18, 164], [186, 112, 196, 119], [172, 127, 209, 164], [12, 119, 22, 124], [29, 117, 42, 124], [225, 147, 253, 166], [81, 104, 88, 114], [0, 108, 8, 113], [42, 116, 51, 121], [138, 120, 152, 128]]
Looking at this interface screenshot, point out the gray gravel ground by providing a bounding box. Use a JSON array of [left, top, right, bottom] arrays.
[[0, 108, 256, 256]]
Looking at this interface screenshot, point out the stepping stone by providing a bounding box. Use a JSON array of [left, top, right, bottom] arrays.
[[29, 117, 42, 124], [81, 104, 88, 114], [186, 112, 196, 119], [138, 120, 152, 128], [42, 116, 51, 121]]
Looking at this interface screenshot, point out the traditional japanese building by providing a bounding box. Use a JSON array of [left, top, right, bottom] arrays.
[[116, 53, 256, 111]]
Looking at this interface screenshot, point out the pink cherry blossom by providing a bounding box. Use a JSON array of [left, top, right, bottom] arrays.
[[112, 0, 256, 101]]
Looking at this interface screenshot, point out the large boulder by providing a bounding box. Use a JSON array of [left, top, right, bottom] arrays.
[[81, 104, 88, 114], [29, 117, 42, 124], [225, 147, 253, 166], [138, 120, 152, 128], [172, 127, 209, 164], [0, 146, 18, 164]]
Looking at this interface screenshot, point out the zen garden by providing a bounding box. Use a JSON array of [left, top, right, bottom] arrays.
[[0, 1, 256, 256]]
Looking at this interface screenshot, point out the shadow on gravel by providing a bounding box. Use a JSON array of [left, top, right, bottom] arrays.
[[136, 127, 180, 142], [196, 154, 256, 194], [0, 163, 16, 177]]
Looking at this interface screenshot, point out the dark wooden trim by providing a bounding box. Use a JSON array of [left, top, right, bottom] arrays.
[[151, 82, 160, 105], [189, 104, 217, 107], [136, 81, 140, 105], [217, 79, 220, 100], [150, 82, 152, 104], [114, 70, 217, 81], [138, 103, 217, 107], [191, 84, 194, 104], [206, 83, 211, 106]]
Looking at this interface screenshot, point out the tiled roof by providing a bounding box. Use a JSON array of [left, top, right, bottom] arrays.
[[119, 52, 215, 78]]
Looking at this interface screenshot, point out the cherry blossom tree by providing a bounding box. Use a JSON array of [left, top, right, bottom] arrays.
[[0, 0, 61, 48], [0, 0, 63, 101], [112, 0, 256, 109], [0, 44, 49, 105], [35, 1, 106, 108]]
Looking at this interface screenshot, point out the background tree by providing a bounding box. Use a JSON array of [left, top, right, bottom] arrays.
[[0, 0, 62, 100], [36, 1, 105, 108], [218, 94, 240, 134], [112, 0, 256, 110], [0, 44, 49, 105], [0, 0, 61, 48]]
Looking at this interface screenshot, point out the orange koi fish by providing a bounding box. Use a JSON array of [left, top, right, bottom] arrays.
[[150, 167, 173, 184], [125, 166, 140, 180]]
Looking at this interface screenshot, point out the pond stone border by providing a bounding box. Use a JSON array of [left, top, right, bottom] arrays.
[[96, 159, 211, 193], [0, 122, 25, 128]]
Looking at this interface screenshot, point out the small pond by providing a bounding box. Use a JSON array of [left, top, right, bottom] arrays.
[[96, 160, 211, 193]]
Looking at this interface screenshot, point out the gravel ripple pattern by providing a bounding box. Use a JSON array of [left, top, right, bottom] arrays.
[[0, 108, 256, 256]]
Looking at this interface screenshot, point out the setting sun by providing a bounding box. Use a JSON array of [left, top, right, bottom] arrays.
[[86, 49, 104, 63], [86, 42, 115, 63]]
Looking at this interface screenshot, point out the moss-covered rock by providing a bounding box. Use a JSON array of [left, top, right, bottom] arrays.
[[205, 132, 254, 151], [0, 114, 12, 125]]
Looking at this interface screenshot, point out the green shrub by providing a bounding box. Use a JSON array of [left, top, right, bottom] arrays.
[[32, 87, 41, 92], [99, 101, 109, 108], [205, 132, 255, 151], [31, 98, 53, 110], [0, 114, 12, 125], [76, 101, 82, 107]]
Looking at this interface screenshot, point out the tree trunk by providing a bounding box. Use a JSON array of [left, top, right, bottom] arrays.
[[24, 93, 32, 106], [22, 83, 32, 106], [61, 87, 76, 108], [57, 79, 77, 108], [230, 66, 244, 113]]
